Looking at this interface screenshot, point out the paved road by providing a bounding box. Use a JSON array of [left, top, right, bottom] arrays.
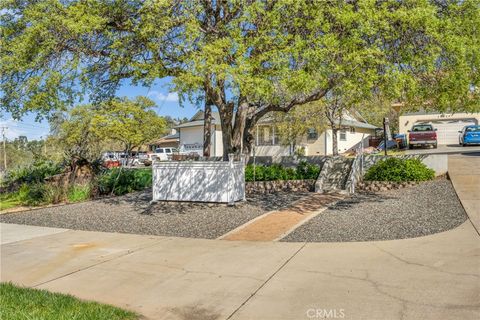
[[1, 154, 479, 320]]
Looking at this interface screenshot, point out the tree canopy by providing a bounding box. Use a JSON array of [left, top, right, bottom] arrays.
[[91, 96, 167, 154], [1, 0, 479, 158]]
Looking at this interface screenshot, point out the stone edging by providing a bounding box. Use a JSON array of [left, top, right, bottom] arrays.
[[356, 180, 420, 192], [245, 179, 315, 194]]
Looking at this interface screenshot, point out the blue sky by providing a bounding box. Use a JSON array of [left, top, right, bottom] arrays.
[[0, 78, 200, 141]]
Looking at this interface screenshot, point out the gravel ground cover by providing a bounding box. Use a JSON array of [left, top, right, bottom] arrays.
[[0, 191, 308, 239], [283, 178, 467, 242]]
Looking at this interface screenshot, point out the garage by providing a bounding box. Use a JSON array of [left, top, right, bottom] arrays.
[[415, 119, 478, 145]]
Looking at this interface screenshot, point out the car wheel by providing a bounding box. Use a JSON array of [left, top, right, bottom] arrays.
[[408, 144, 413, 149], [433, 143, 437, 149]]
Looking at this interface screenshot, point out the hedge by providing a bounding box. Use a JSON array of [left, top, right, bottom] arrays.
[[364, 157, 435, 182]]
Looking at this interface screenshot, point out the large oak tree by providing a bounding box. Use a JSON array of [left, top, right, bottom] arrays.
[[1, 0, 479, 159]]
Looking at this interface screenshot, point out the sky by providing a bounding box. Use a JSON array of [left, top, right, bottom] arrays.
[[0, 78, 199, 141]]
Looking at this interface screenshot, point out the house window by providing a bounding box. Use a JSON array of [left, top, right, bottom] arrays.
[[339, 130, 347, 141], [350, 127, 355, 133], [257, 126, 278, 145], [307, 128, 318, 140]]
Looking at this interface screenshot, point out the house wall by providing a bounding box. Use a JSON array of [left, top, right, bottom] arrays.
[[178, 126, 204, 155], [214, 125, 223, 156], [179, 125, 224, 157], [324, 128, 373, 155], [304, 132, 326, 156], [254, 145, 291, 157]]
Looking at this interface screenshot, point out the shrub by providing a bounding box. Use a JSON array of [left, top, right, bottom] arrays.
[[97, 168, 152, 196], [296, 161, 321, 180], [67, 184, 92, 203], [43, 184, 66, 204], [17, 183, 48, 206], [245, 161, 320, 182], [364, 157, 435, 182], [2, 160, 63, 189]]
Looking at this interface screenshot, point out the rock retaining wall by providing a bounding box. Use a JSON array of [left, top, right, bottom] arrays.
[[246, 179, 315, 194], [356, 180, 419, 192]]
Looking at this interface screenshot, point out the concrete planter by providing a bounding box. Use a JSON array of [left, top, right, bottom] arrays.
[[245, 179, 315, 194], [152, 158, 245, 203]]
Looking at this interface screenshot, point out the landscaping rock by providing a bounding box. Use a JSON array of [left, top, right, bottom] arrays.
[[283, 178, 467, 242]]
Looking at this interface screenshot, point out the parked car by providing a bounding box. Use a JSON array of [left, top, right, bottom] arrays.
[[147, 148, 177, 162], [459, 125, 480, 146], [128, 153, 149, 166], [408, 124, 437, 149]]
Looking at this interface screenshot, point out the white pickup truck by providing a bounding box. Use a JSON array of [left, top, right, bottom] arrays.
[[147, 147, 176, 161]]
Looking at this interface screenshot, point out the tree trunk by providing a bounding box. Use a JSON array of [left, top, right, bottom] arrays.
[[217, 106, 234, 161], [203, 99, 212, 158], [331, 127, 339, 156]]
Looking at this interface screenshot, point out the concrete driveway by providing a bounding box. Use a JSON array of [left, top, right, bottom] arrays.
[[1, 154, 479, 320]]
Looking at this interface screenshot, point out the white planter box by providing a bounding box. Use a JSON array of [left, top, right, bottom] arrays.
[[152, 159, 245, 203]]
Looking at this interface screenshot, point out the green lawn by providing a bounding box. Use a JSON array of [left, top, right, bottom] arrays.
[[0, 282, 138, 320], [0, 193, 21, 211]]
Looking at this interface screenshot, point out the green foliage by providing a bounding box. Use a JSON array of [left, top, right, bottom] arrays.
[[2, 0, 478, 159], [0, 193, 21, 211], [97, 168, 152, 196], [296, 161, 322, 180], [364, 158, 435, 182], [58, 104, 104, 163], [2, 160, 62, 189], [0, 282, 138, 320], [42, 184, 66, 205], [67, 184, 92, 203], [17, 183, 48, 206], [245, 161, 320, 182], [91, 96, 167, 153]]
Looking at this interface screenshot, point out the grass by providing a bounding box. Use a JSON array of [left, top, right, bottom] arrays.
[[0, 193, 21, 211], [67, 184, 92, 203], [0, 282, 138, 320]]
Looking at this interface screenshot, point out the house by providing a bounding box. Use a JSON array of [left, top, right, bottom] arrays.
[[176, 110, 377, 157], [176, 111, 223, 156], [148, 129, 180, 151], [398, 112, 480, 145], [254, 111, 377, 156]]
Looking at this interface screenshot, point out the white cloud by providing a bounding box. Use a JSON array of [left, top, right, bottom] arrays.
[[148, 90, 179, 102]]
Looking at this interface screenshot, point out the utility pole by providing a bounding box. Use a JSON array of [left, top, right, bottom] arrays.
[[383, 118, 390, 156], [1, 127, 7, 171]]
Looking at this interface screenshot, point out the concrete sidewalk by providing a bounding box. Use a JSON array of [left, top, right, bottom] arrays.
[[1, 154, 479, 320], [448, 154, 480, 233]]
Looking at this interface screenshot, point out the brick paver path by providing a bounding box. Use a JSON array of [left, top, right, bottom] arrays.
[[220, 193, 344, 241]]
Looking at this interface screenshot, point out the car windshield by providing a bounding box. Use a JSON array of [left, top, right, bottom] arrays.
[[412, 125, 433, 131], [465, 126, 480, 132]]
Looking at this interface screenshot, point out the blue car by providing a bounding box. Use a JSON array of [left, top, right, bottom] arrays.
[[459, 125, 480, 146]]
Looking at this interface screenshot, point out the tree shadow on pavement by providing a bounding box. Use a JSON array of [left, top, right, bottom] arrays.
[[327, 192, 398, 211]]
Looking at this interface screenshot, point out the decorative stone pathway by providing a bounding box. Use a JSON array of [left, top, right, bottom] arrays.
[[219, 193, 344, 241]]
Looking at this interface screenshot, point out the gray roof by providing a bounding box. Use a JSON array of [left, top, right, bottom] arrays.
[[164, 132, 179, 139], [175, 111, 221, 128], [334, 119, 378, 130]]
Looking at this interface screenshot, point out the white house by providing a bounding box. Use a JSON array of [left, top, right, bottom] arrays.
[[176, 110, 377, 157], [254, 111, 377, 156], [176, 111, 223, 156], [398, 111, 480, 145]]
